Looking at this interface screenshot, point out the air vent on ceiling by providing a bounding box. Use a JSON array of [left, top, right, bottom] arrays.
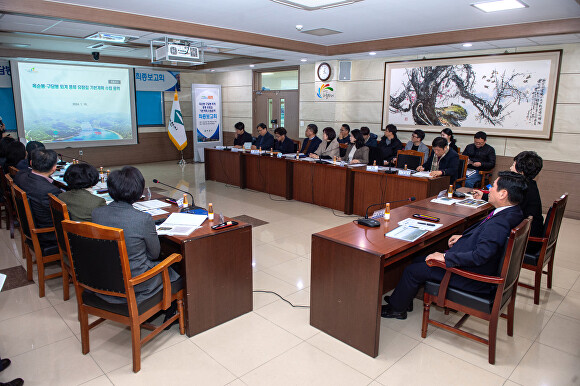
[[301, 28, 342, 36]]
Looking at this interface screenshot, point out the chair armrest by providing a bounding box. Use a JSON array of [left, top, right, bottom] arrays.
[[32, 226, 55, 234], [129, 253, 183, 286], [426, 259, 504, 284]]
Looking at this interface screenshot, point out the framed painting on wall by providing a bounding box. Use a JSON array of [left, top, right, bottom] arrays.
[[382, 50, 562, 139]]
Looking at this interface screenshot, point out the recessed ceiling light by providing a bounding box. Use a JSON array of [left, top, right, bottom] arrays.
[[301, 58, 308, 62], [296, 25, 304, 31], [249, 64, 255, 68], [369, 52, 377, 56], [472, 0, 527, 13], [270, 0, 363, 11], [210, 69, 215, 72], [463, 43, 473, 47]]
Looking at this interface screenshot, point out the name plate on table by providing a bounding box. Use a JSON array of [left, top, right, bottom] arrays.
[[250, 150, 261, 155], [366, 165, 379, 172], [398, 169, 412, 176], [231, 147, 243, 152], [215, 146, 226, 150]]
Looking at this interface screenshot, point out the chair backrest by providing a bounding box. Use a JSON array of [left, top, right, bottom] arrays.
[[498, 217, 532, 307], [457, 154, 469, 180], [291, 139, 300, 153], [10, 184, 34, 241], [48, 193, 70, 260], [8, 166, 19, 177], [62, 220, 129, 297], [368, 146, 383, 166], [396, 150, 424, 170], [543, 193, 568, 260]]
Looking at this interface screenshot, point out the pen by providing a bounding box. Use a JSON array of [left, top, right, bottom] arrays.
[[417, 221, 436, 227]]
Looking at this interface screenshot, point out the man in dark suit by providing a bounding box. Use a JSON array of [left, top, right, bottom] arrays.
[[300, 123, 322, 154], [233, 121, 253, 147], [463, 131, 496, 187], [417, 137, 459, 185], [14, 148, 61, 248], [273, 127, 295, 154], [382, 171, 527, 319], [252, 122, 275, 151]]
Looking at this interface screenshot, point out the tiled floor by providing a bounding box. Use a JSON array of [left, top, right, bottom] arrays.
[[1, 160, 579, 386]]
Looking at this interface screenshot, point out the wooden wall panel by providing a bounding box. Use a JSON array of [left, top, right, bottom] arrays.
[[490, 155, 579, 220]]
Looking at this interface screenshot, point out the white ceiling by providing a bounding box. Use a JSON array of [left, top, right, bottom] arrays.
[[0, 0, 579, 71]]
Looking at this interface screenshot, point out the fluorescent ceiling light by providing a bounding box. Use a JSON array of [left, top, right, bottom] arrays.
[[463, 43, 473, 47], [86, 32, 137, 43], [472, 0, 527, 13], [270, 0, 363, 11]]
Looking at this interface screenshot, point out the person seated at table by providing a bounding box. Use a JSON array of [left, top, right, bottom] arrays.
[[417, 137, 459, 185], [360, 126, 378, 148], [378, 124, 403, 165], [0, 136, 15, 171], [382, 171, 526, 319], [337, 124, 351, 145], [341, 129, 369, 164], [462, 131, 496, 188], [473, 151, 544, 253], [273, 127, 295, 154], [311, 127, 339, 159], [251, 123, 275, 151], [441, 127, 459, 153], [233, 121, 252, 148], [300, 123, 322, 155], [58, 163, 106, 221], [4, 141, 28, 173], [14, 148, 61, 249], [92, 166, 180, 306], [25, 140, 45, 168], [404, 129, 430, 160]]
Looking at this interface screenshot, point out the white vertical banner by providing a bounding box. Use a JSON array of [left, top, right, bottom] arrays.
[[192, 84, 222, 162]]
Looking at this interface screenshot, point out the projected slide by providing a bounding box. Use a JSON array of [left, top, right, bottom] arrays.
[[12, 62, 137, 147]]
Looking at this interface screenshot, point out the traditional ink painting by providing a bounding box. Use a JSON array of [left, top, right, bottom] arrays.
[[382, 51, 561, 139]]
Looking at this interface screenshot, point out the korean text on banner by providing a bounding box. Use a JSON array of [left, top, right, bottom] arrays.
[[168, 91, 187, 150]]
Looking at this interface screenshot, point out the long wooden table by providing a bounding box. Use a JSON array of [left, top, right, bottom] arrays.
[[204, 148, 451, 214], [309, 199, 491, 357], [154, 198, 253, 337]]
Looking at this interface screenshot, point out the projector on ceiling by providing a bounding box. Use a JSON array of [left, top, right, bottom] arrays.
[[151, 38, 205, 65]]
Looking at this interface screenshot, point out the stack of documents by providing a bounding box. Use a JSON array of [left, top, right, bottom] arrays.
[[156, 213, 207, 236], [133, 199, 171, 216]]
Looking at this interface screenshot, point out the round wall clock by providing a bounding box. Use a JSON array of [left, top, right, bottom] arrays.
[[317, 62, 332, 81]]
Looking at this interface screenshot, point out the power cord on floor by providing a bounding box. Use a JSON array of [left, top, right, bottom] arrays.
[[253, 290, 310, 308], [331, 208, 359, 218]]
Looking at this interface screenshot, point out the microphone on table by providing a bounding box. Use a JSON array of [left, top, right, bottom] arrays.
[[57, 153, 87, 164], [357, 196, 416, 227], [152, 179, 202, 212]]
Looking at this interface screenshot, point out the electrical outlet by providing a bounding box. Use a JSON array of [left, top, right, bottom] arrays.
[[79, 150, 83, 156]]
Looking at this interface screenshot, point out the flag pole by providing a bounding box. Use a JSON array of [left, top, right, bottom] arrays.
[[178, 150, 186, 166]]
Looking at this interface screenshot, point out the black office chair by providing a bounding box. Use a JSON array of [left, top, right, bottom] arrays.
[[395, 150, 424, 170], [368, 146, 383, 166]]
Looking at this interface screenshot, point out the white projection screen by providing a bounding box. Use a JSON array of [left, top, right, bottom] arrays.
[[11, 61, 138, 148]]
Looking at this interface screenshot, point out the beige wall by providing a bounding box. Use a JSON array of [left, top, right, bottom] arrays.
[[299, 43, 580, 164]]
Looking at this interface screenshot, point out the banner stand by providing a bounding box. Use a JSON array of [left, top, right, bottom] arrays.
[[192, 84, 222, 162]]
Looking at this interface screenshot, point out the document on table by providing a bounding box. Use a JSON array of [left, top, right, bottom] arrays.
[[398, 218, 443, 231], [133, 199, 171, 211], [430, 197, 459, 205], [385, 226, 428, 242], [455, 198, 488, 208], [413, 171, 432, 178], [156, 213, 207, 236]]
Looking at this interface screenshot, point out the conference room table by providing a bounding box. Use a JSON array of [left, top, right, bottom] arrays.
[[204, 148, 451, 214], [309, 196, 491, 357]]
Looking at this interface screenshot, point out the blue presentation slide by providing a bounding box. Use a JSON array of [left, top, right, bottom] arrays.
[[15, 62, 134, 144]]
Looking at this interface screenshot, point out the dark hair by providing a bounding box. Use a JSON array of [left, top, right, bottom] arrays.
[[64, 163, 100, 189], [474, 131, 487, 140], [496, 171, 528, 206], [360, 126, 370, 136], [257, 123, 267, 130], [431, 137, 448, 149], [5, 141, 26, 168], [274, 127, 287, 136], [441, 128, 457, 147], [307, 123, 318, 135], [107, 166, 145, 204], [341, 124, 350, 132], [234, 122, 245, 131], [323, 127, 336, 141], [0, 136, 16, 158], [513, 151, 543, 180], [25, 141, 45, 165], [350, 129, 366, 149], [31, 148, 57, 172], [413, 129, 425, 141]]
